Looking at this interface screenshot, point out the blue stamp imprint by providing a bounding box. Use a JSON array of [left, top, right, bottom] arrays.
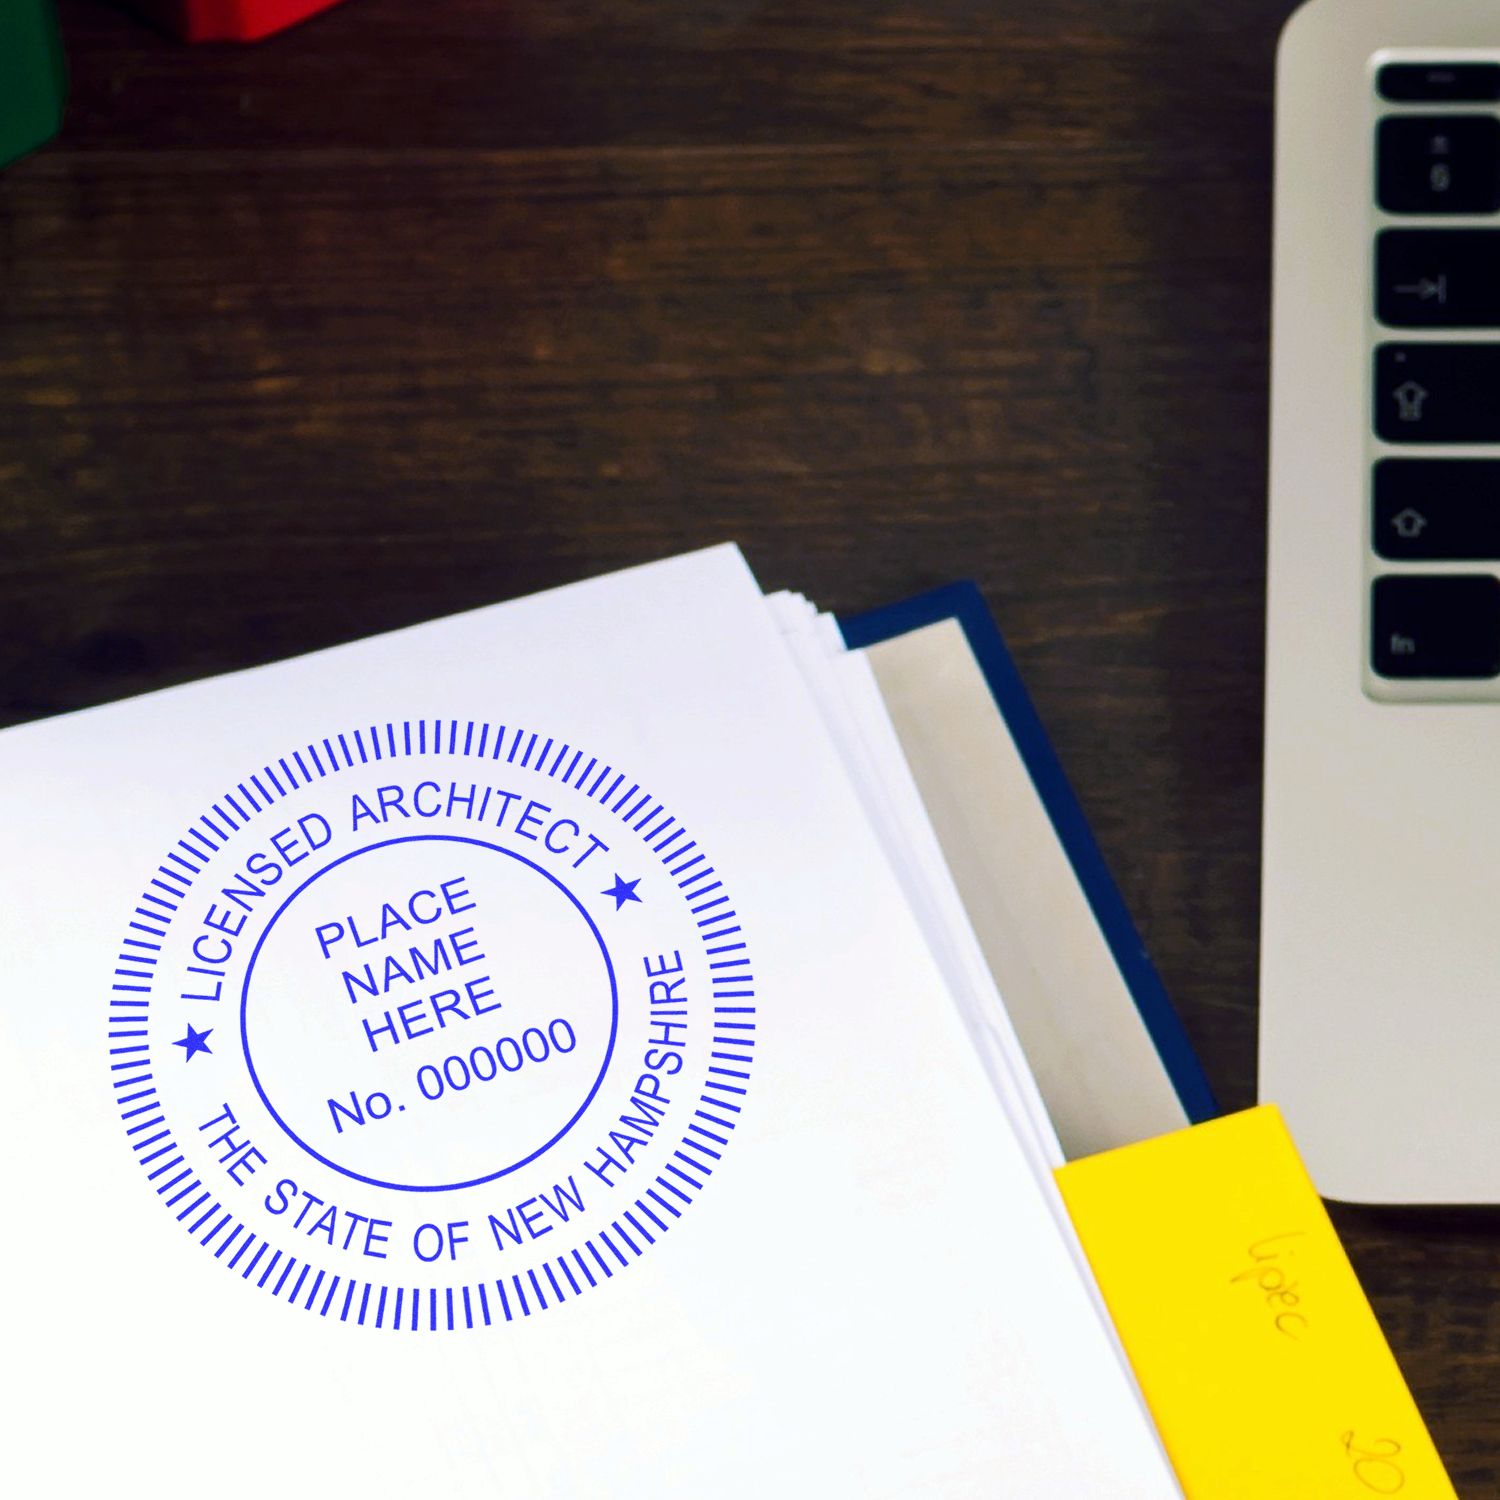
[[108, 721, 757, 1331]]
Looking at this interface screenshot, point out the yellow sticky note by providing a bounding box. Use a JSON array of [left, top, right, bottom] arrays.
[[1055, 1105, 1454, 1498]]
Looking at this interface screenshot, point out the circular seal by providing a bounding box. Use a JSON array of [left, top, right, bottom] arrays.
[[106, 721, 756, 1331]]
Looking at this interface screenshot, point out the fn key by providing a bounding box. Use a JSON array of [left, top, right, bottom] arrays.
[[1373, 575, 1500, 679]]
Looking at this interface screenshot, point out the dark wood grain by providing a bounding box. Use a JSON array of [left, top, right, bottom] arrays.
[[4, 0, 1495, 1486]]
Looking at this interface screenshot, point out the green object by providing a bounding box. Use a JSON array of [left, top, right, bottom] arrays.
[[1, 0, 67, 168]]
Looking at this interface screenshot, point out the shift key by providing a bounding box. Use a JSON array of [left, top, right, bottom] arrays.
[[1376, 344, 1500, 442]]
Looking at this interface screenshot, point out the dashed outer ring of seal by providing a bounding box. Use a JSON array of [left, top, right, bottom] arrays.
[[106, 719, 757, 1331]]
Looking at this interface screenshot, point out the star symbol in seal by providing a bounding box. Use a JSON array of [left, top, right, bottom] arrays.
[[173, 1023, 213, 1062], [602, 874, 642, 910]]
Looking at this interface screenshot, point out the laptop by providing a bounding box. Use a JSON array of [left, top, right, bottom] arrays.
[[1263, 0, 1500, 1203]]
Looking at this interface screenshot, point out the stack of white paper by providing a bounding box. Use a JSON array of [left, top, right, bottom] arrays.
[[0, 546, 1180, 1498]]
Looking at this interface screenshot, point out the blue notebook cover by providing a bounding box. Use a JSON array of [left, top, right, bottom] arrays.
[[840, 582, 1218, 1126]]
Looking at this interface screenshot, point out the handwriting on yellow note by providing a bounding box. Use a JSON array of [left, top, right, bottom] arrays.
[[1231, 1230, 1310, 1340], [1054, 1105, 1456, 1498], [1341, 1431, 1407, 1495]]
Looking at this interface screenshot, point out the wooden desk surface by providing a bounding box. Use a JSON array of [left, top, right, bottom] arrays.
[[4, 0, 1496, 1484]]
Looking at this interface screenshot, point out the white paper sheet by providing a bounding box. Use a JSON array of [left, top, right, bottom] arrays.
[[766, 593, 1066, 1181], [765, 595, 1155, 1425], [0, 545, 1179, 1498]]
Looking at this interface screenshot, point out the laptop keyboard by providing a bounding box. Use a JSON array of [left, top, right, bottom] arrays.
[[1371, 62, 1500, 687]]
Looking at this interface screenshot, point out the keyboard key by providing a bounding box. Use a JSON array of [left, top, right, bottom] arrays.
[[1378, 63, 1500, 104], [1372, 575, 1500, 679], [1374, 344, 1500, 442], [1375, 460, 1500, 559], [1377, 115, 1500, 214], [1377, 230, 1500, 327]]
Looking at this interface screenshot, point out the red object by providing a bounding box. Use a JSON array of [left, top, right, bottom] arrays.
[[130, 0, 348, 42]]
